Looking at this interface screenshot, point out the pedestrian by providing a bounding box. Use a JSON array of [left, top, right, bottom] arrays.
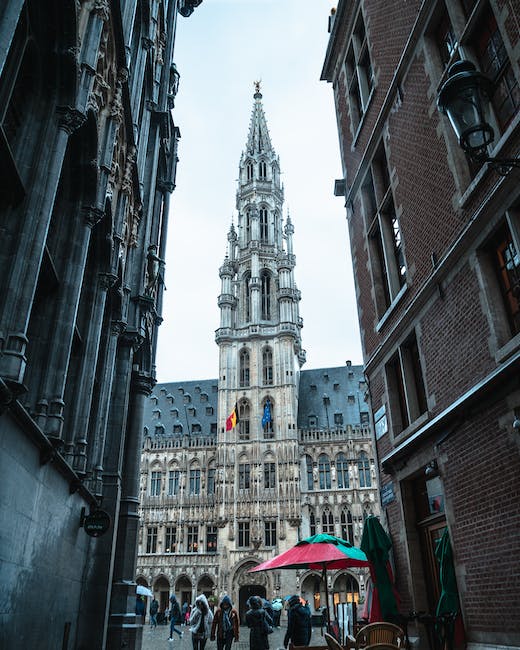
[[182, 600, 189, 623], [189, 594, 214, 650], [211, 595, 240, 650], [135, 595, 145, 623], [271, 598, 283, 627], [150, 597, 159, 629], [283, 595, 311, 649], [169, 594, 184, 640], [185, 605, 192, 626], [246, 595, 273, 650]]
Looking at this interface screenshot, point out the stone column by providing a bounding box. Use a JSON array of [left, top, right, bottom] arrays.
[[106, 368, 152, 650], [34, 206, 103, 445], [0, 107, 85, 384]]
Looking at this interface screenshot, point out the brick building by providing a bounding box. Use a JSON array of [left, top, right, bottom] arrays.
[[322, 1, 519, 649]]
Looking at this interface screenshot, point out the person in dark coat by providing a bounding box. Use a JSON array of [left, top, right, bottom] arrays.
[[210, 595, 240, 650], [283, 595, 311, 648], [246, 595, 273, 650], [169, 594, 184, 640]]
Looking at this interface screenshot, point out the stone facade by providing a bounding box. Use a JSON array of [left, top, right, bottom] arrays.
[[0, 1, 202, 649], [322, 1, 520, 648], [136, 91, 381, 623]]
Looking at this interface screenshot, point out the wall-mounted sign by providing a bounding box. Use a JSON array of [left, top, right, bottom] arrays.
[[374, 404, 388, 440], [380, 482, 396, 508], [83, 510, 111, 537]]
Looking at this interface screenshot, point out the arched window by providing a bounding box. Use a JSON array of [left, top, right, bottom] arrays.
[[262, 398, 274, 438], [243, 272, 251, 322], [246, 210, 251, 242], [358, 452, 371, 487], [247, 162, 254, 181], [261, 271, 271, 320], [340, 509, 354, 544], [262, 347, 273, 385], [336, 453, 349, 488], [239, 349, 250, 387], [259, 160, 267, 178], [322, 510, 334, 534], [309, 510, 316, 536], [238, 400, 250, 441], [318, 454, 331, 489], [260, 208, 268, 242], [305, 455, 314, 491]]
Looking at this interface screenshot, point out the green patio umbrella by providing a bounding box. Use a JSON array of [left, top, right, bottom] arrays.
[[360, 516, 399, 621], [435, 528, 461, 650]]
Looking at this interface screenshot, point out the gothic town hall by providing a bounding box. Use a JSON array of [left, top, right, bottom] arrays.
[[136, 88, 381, 620]]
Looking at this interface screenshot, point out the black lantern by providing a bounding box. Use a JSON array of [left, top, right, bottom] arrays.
[[437, 60, 494, 156], [438, 60, 520, 172]]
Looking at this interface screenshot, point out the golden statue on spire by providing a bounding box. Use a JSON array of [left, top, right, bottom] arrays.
[[254, 80, 262, 94]]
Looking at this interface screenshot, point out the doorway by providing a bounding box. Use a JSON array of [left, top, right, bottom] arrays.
[[239, 584, 266, 624]]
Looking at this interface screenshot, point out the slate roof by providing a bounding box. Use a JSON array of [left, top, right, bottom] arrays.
[[297, 364, 367, 430], [145, 378, 219, 439]]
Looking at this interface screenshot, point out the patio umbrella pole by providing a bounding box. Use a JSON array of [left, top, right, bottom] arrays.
[[322, 565, 331, 630]]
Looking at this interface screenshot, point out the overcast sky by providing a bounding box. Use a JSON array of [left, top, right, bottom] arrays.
[[156, 0, 363, 382]]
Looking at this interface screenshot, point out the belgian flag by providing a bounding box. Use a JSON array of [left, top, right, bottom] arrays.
[[225, 403, 239, 431]]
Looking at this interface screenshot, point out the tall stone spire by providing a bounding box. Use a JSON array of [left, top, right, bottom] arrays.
[[215, 86, 305, 558]]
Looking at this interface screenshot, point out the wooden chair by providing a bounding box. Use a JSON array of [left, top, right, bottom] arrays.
[[354, 622, 406, 649], [325, 630, 356, 650], [288, 643, 329, 650]]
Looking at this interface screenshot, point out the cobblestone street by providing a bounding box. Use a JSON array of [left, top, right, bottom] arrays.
[[141, 623, 327, 650]]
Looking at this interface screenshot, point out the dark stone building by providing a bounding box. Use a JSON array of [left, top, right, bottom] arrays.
[[322, 1, 520, 649], [0, 1, 202, 648]]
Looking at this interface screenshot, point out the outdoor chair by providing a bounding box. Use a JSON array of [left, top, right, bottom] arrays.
[[325, 630, 356, 650], [288, 643, 329, 650], [354, 622, 406, 649]]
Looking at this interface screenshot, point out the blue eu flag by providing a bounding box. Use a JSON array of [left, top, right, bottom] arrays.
[[262, 399, 272, 428]]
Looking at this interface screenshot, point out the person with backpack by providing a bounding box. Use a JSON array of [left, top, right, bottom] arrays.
[[150, 598, 159, 629], [283, 595, 311, 648], [189, 594, 214, 650], [246, 595, 273, 650]]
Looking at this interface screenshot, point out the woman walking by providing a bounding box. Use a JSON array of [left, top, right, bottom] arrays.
[[246, 596, 273, 650], [189, 594, 214, 650], [211, 595, 240, 650]]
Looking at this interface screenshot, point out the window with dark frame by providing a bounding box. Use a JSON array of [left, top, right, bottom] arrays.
[[264, 520, 277, 546], [189, 468, 201, 495], [489, 221, 520, 336], [386, 331, 428, 435], [306, 455, 314, 490], [150, 471, 161, 496], [318, 454, 332, 489], [336, 453, 350, 488], [341, 509, 355, 545], [310, 511, 316, 536], [187, 526, 199, 552], [344, 11, 374, 132], [207, 466, 216, 495], [239, 400, 250, 440], [322, 510, 335, 534], [263, 347, 273, 385], [260, 208, 268, 241], [239, 349, 250, 387], [238, 521, 250, 548], [146, 526, 158, 553], [168, 469, 180, 495], [261, 271, 271, 319], [165, 526, 177, 553], [264, 462, 276, 488], [358, 452, 372, 488], [473, 5, 519, 130], [239, 463, 251, 490], [206, 525, 217, 553]]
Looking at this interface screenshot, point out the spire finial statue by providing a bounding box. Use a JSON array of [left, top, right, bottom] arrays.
[[254, 79, 262, 98]]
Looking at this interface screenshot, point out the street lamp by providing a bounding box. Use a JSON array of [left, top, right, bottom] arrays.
[[437, 60, 520, 173]]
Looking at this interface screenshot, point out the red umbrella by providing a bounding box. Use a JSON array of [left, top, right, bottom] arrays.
[[249, 534, 370, 629]]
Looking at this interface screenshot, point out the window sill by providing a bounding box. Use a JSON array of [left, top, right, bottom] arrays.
[[375, 283, 408, 332], [352, 88, 376, 149], [495, 331, 520, 364], [392, 411, 430, 446]]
